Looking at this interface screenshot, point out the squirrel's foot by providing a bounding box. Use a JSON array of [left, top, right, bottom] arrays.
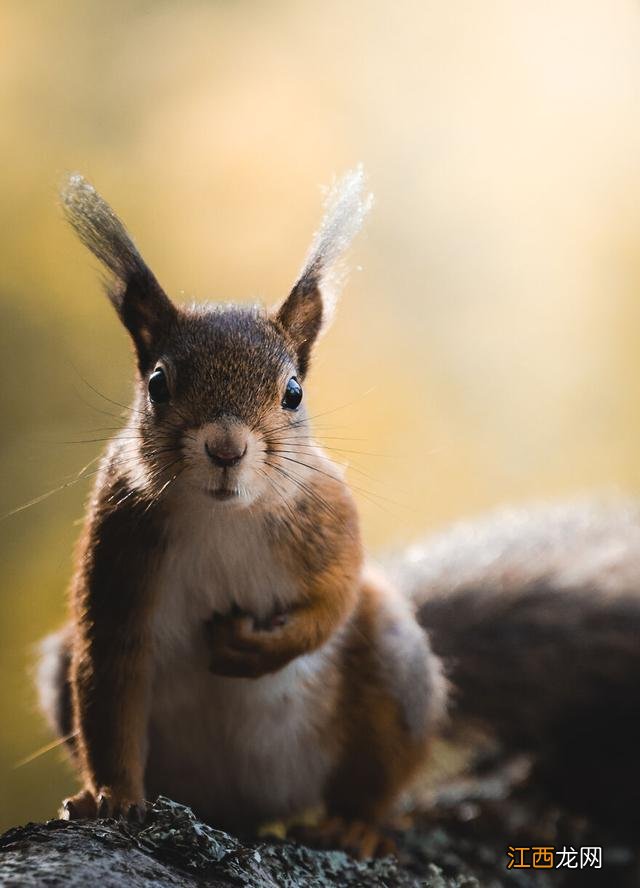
[[61, 787, 145, 822], [96, 786, 146, 822], [60, 788, 97, 820], [290, 817, 397, 860]]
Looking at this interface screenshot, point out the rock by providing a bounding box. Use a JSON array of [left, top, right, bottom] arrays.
[[0, 797, 476, 888], [0, 791, 634, 887]]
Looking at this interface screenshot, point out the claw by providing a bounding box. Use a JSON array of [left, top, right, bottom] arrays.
[[128, 802, 146, 824], [59, 787, 144, 822], [290, 817, 396, 860], [60, 799, 75, 821], [97, 792, 112, 818]]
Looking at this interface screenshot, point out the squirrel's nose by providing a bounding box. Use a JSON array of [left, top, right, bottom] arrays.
[[205, 440, 247, 468]]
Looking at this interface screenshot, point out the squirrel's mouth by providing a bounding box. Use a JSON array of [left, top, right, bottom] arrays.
[[207, 487, 239, 502]]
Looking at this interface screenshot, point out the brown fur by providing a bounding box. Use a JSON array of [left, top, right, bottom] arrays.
[[63, 469, 169, 817], [40, 175, 640, 854], [204, 477, 362, 677], [42, 172, 445, 855], [275, 275, 324, 377], [326, 573, 443, 820]]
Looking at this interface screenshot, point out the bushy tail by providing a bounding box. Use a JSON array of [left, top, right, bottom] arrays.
[[388, 498, 640, 832], [36, 626, 74, 750]]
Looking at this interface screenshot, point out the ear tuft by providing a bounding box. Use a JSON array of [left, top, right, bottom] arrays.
[[296, 164, 374, 329], [61, 174, 176, 371], [62, 174, 149, 290], [276, 165, 373, 375]]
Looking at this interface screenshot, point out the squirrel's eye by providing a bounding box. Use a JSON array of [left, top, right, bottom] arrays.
[[282, 377, 303, 411], [148, 367, 170, 404]]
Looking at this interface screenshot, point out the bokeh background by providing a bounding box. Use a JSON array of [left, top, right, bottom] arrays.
[[2, 0, 640, 832]]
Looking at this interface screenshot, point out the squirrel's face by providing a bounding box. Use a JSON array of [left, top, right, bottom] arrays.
[[133, 305, 311, 508], [61, 170, 370, 509]]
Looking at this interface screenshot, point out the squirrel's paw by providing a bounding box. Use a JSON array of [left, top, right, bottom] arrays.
[[96, 786, 146, 822], [290, 817, 397, 860], [205, 611, 260, 653], [206, 608, 288, 645], [204, 609, 290, 677], [207, 646, 272, 678], [60, 788, 98, 820], [61, 786, 145, 822], [207, 643, 289, 678]]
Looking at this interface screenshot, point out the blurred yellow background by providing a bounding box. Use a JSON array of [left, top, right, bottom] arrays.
[[2, 0, 640, 831]]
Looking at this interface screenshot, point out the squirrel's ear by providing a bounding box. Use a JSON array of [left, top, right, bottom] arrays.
[[275, 166, 373, 377], [61, 174, 177, 373]]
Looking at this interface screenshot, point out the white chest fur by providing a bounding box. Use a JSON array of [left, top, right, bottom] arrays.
[[146, 501, 337, 826], [150, 502, 298, 653]]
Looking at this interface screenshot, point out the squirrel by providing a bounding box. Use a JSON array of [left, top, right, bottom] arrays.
[[37, 169, 640, 855], [36, 168, 447, 859]]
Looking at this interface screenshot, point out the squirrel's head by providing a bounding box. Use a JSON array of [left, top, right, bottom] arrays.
[[62, 170, 372, 508]]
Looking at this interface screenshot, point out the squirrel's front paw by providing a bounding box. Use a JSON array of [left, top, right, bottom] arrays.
[[205, 610, 256, 649], [61, 788, 98, 820], [96, 786, 146, 822], [208, 646, 272, 678], [204, 609, 290, 677], [62, 786, 145, 822]]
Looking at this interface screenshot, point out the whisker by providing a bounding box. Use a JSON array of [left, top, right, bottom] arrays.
[[142, 460, 185, 514], [256, 466, 300, 527], [267, 442, 395, 459], [70, 364, 145, 417], [268, 448, 385, 485], [55, 436, 142, 445], [72, 385, 129, 422], [269, 453, 409, 514], [264, 387, 377, 437], [266, 461, 350, 533], [0, 455, 103, 522], [14, 731, 78, 768]]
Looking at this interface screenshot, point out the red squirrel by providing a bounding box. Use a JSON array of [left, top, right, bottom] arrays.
[[38, 170, 640, 855], [37, 169, 446, 859]]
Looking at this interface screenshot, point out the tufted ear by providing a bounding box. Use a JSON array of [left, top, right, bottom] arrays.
[[61, 174, 177, 373], [275, 166, 373, 377]]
